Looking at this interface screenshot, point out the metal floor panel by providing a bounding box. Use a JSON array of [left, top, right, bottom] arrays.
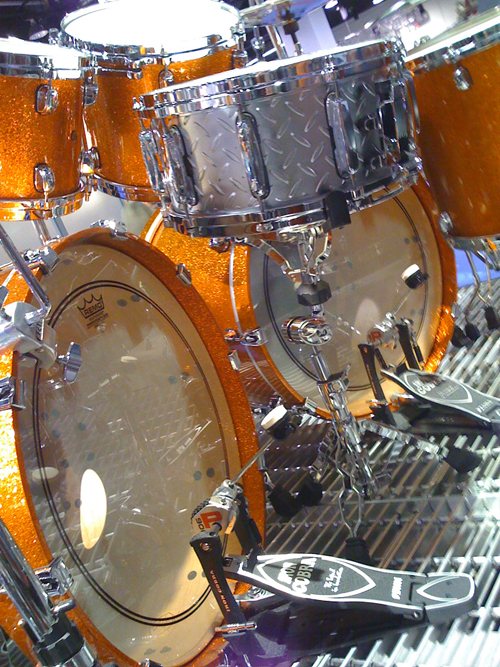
[[264, 280, 500, 667]]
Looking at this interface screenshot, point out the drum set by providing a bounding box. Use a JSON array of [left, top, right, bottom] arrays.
[[1, 1, 500, 666]]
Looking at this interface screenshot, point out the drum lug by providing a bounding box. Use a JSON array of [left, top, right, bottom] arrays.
[[228, 351, 241, 371], [453, 65, 473, 91], [225, 328, 267, 347], [0, 376, 25, 411], [35, 84, 58, 115], [209, 238, 231, 253], [139, 130, 166, 194], [33, 164, 55, 196], [176, 263, 192, 286], [236, 112, 270, 200], [83, 77, 98, 107], [80, 146, 101, 174], [325, 93, 359, 178], [90, 219, 127, 237], [56, 342, 82, 384], [34, 557, 73, 597], [163, 126, 197, 208], [438, 211, 454, 236]]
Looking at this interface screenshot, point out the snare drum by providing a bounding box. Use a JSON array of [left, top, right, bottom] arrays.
[[143, 180, 456, 416], [58, 0, 242, 202], [0, 229, 264, 667], [137, 42, 420, 238], [0, 39, 86, 220], [407, 8, 500, 249]]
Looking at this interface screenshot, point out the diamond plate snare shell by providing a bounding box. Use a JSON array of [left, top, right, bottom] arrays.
[[138, 42, 420, 237]]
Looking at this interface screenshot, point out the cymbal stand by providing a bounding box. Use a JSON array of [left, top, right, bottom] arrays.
[[0, 517, 101, 667]]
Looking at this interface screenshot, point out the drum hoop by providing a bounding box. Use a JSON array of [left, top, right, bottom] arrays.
[[0, 189, 84, 222], [140, 42, 399, 113], [1, 228, 263, 667], [0, 45, 87, 79], [93, 176, 160, 202], [57, 1, 239, 66], [407, 8, 500, 72]]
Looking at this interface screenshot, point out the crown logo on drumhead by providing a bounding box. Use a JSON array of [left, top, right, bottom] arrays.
[[78, 294, 104, 319]]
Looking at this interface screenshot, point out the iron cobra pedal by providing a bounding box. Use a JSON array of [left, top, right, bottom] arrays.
[[225, 553, 476, 626], [382, 367, 500, 433]]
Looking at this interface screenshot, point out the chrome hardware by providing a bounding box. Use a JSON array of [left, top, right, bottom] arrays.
[[158, 67, 174, 87], [209, 238, 231, 254], [326, 93, 358, 178], [0, 287, 8, 310], [225, 328, 266, 347], [34, 164, 55, 196], [80, 146, 101, 174], [23, 247, 59, 274], [236, 113, 270, 200], [56, 342, 82, 384], [0, 302, 57, 368], [454, 65, 473, 90], [90, 219, 127, 237], [282, 316, 332, 346], [139, 130, 165, 193], [207, 34, 224, 53], [83, 76, 98, 106], [35, 85, 58, 115], [163, 126, 197, 208], [215, 621, 257, 635], [191, 480, 240, 535], [228, 351, 241, 371], [0, 377, 25, 411], [35, 558, 73, 597], [367, 319, 399, 349], [176, 263, 192, 286], [439, 211, 454, 235]]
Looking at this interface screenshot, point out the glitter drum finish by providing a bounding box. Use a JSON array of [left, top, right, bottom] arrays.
[[0, 229, 264, 667], [143, 179, 456, 417], [57, 0, 241, 202], [406, 8, 500, 242], [0, 38, 87, 220], [137, 41, 420, 238]]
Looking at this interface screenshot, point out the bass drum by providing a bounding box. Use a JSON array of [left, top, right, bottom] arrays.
[[0, 229, 264, 667], [143, 180, 456, 417]]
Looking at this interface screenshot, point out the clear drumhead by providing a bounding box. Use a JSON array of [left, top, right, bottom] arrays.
[[60, 0, 239, 59], [248, 187, 445, 415], [16, 235, 244, 665]]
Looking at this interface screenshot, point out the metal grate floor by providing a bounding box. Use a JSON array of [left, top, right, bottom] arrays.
[[264, 279, 500, 667]]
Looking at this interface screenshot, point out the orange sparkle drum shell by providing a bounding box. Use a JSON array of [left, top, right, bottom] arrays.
[[0, 75, 84, 200], [85, 48, 237, 193], [143, 179, 456, 417], [409, 38, 500, 238], [0, 229, 264, 667]]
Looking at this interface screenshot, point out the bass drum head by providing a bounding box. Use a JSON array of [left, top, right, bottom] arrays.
[[14, 230, 262, 666], [249, 186, 452, 416]]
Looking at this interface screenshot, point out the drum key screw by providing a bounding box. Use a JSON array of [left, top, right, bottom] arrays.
[[438, 212, 454, 235], [209, 238, 231, 253], [56, 342, 82, 384], [90, 219, 127, 237], [228, 351, 241, 371]]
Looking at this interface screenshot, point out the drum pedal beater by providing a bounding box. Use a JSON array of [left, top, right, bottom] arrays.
[[0, 517, 111, 667]]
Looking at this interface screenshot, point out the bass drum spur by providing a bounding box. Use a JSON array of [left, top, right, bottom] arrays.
[[0, 229, 264, 667], [143, 180, 456, 417]]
